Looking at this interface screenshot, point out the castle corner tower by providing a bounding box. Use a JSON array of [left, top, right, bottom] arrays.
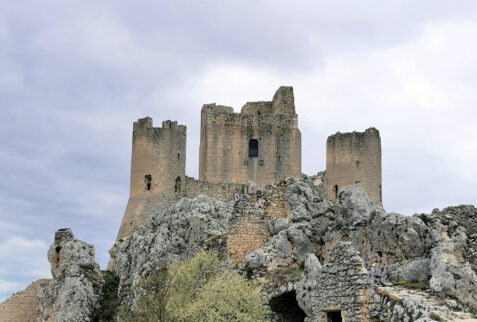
[[325, 127, 382, 205], [116, 117, 186, 240]]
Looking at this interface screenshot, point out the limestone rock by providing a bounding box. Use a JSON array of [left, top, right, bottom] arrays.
[[389, 259, 431, 283], [269, 218, 289, 235], [287, 227, 313, 263], [108, 177, 476, 318], [37, 229, 103, 322], [112, 195, 234, 304]]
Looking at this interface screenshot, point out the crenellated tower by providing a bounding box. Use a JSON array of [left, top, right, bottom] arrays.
[[116, 117, 186, 240]]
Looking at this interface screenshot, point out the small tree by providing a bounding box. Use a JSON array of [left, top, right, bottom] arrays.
[[121, 251, 269, 322], [180, 270, 269, 322], [123, 263, 173, 322]]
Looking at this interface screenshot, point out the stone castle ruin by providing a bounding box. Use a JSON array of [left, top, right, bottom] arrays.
[[3, 86, 475, 322], [115, 86, 382, 242], [199, 86, 301, 186], [325, 128, 382, 205]]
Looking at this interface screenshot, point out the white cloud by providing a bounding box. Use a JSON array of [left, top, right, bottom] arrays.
[[1, 0, 477, 305], [0, 236, 50, 302], [195, 20, 477, 213], [0, 279, 25, 303]]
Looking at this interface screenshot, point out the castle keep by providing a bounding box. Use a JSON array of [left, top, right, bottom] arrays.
[[199, 86, 301, 187], [114, 86, 382, 250]]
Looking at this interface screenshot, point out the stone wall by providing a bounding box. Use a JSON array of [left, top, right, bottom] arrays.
[[296, 242, 377, 322], [226, 179, 293, 263], [183, 176, 246, 201], [199, 86, 301, 188], [0, 279, 50, 322], [325, 127, 382, 205], [227, 214, 270, 264]]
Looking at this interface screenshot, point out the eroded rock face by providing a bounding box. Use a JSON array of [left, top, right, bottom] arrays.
[[241, 183, 476, 318], [111, 195, 234, 303], [37, 229, 103, 322], [109, 178, 476, 318]]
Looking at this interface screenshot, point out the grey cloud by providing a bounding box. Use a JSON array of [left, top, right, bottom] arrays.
[[1, 0, 477, 302]]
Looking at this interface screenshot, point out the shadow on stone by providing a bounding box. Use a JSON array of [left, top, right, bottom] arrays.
[[269, 291, 306, 322]]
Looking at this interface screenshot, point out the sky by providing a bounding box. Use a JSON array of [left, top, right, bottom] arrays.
[[1, 0, 477, 302]]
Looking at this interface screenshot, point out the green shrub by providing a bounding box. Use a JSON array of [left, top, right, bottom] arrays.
[[429, 311, 444, 321], [93, 271, 120, 322], [180, 270, 269, 322], [120, 251, 268, 322]]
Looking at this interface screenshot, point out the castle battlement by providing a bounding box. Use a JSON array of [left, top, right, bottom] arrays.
[[113, 86, 382, 243]]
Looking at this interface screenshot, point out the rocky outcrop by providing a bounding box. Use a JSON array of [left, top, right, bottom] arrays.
[[37, 229, 103, 322], [39, 178, 477, 321], [240, 183, 476, 319], [111, 195, 235, 302]]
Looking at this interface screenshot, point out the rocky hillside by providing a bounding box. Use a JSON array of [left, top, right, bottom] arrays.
[[105, 177, 476, 321], [6, 177, 475, 321]]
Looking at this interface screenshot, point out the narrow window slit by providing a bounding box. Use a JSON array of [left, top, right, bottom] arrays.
[[249, 139, 258, 157], [145, 174, 152, 190]]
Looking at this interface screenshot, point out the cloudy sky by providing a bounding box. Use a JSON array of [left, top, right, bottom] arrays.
[[1, 0, 477, 301]]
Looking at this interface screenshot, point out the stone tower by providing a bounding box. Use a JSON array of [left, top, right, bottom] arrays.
[[325, 127, 382, 204], [199, 86, 301, 187], [116, 117, 186, 240]]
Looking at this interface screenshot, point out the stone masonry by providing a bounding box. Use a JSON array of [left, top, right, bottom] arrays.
[[116, 117, 186, 240], [199, 86, 302, 187], [110, 86, 383, 266], [325, 127, 382, 205], [0, 279, 49, 322]]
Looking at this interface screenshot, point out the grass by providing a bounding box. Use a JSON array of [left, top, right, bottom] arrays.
[[392, 281, 429, 290], [429, 312, 444, 321]]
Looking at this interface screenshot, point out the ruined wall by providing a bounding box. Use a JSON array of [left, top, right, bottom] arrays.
[[227, 214, 270, 264], [0, 279, 50, 322], [225, 179, 294, 263], [199, 86, 301, 188], [296, 242, 377, 321], [183, 176, 246, 201], [325, 128, 382, 204], [116, 117, 186, 240]]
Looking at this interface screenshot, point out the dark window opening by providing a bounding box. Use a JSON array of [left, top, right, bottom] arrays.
[[379, 185, 382, 202], [327, 311, 342, 322], [145, 174, 152, 190], [269, 291, 305, 322], [356, 160, 360, 167], [55, 246, 62, 253], [249, 139, 258, 157], [175, 176, 181, 193], [258, 110, 261, 115], [333, 185, 338, 199], [178, 153, 180, 159]]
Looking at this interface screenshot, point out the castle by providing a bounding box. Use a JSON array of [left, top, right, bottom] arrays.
[[114, 86, 382, 244]]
